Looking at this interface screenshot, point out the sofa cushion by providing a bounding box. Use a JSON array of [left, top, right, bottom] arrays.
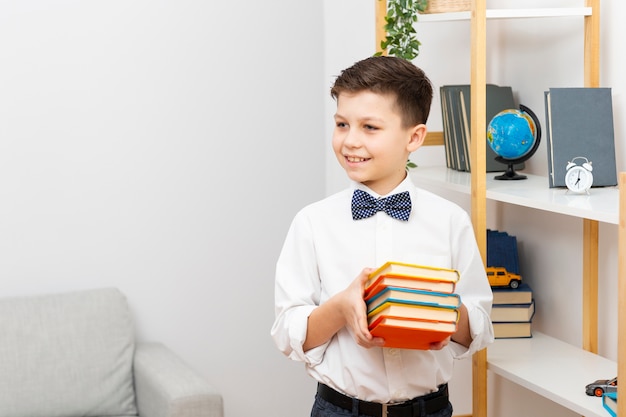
[[0, 288, 137, 417]]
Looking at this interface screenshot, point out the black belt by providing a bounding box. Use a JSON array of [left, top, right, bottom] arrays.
[[316, 383, 449, 417]]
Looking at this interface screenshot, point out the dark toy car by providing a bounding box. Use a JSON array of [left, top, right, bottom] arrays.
[[585, 377, 617, 397]]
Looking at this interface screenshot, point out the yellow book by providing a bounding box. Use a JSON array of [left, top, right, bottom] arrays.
[[364, 261, 460, 297]]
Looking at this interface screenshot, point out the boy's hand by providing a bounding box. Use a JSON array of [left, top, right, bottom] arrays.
[[429, 337, 451, 350], [337, 268, 385, 349]]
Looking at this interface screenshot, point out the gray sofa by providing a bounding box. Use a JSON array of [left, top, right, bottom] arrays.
[[0, 288, 223, 417]]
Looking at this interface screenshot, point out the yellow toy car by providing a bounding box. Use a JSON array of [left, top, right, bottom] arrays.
[[486, 266, 521, 289]]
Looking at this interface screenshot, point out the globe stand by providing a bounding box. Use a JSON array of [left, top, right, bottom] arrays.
[[491, 104, 542, 181], [494, 160, 527, 180]]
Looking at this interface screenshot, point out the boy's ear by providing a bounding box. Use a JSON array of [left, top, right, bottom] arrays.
[[407, 124, 428, 152]]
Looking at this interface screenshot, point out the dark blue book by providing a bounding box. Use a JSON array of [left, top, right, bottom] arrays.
[[492, 283, 533, 305], [487, 229, 520, 274]]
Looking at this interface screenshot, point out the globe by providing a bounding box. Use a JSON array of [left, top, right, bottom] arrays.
[[487, 105, 541, 180]]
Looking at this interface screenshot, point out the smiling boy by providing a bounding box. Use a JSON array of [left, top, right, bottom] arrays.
[[271, 56, 493, 417]]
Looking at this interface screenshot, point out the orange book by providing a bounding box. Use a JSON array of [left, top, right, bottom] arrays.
[[369, 315, 458, 350], [364, 261, 459, 297], [365, 275, 457, 298]]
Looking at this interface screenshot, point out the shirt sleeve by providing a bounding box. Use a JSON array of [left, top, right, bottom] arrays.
[[447, 210, 494, 359], [270, 209, 330, 365]]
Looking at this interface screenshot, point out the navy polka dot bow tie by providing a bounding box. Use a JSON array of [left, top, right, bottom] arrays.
[[351, 189, 412, 221]]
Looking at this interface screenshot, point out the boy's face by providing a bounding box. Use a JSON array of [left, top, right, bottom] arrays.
[[333, 90, 426, 195]]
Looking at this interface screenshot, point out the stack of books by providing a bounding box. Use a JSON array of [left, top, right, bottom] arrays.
[[490, 283, 535, 339], [364, 261, 461, 350]]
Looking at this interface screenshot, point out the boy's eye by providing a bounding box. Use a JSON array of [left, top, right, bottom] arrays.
[[336, 122, 347, 128], [364, 124, 378, 131]]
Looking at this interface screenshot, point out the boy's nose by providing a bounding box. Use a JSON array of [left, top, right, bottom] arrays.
[[343, 129, 361, 147]]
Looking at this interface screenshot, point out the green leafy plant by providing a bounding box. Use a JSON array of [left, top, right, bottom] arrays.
[[376, 0, 428, 61], [376, 0, 429, 170]]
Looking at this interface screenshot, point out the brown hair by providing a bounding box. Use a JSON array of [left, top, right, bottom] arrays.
[[330, 56, 433, 128]]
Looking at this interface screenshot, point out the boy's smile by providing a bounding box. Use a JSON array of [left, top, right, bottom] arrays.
[[333, 90, 426, 195]]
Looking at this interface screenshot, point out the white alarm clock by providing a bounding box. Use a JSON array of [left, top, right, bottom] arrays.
[[565, 156, 593, 194]]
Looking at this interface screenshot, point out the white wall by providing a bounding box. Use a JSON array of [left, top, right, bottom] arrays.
[[2, 1, 623, 416], [324, 1, 626, 417], [0, 1, 324, 416]]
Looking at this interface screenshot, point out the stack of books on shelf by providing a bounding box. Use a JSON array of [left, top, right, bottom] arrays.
[[491, 283, 535, 339], [487, 229, 535, 339], [364, 261, 461, 350]]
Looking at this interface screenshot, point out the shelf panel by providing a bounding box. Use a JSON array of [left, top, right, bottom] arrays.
[[488, 332, 616, 417], [410, 167, 619, 224], [418, 7, 591, 22]]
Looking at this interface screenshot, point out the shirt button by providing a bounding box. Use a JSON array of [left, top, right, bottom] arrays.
[[388, 348, 398, 356]]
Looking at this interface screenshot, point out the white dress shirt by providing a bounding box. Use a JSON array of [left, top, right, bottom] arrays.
[[271, 175, 494, 403]]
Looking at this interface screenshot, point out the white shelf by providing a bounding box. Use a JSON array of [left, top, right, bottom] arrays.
[[410, 166, 619, 224], [418, 7, 592, 22], [488, 332, 616, 417]]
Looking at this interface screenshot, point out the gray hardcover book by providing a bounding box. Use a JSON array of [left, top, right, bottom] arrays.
[[440, 86, 457, 170], [445, 84, 525, 172], [544, 88, 617, 187], [448, 87, 468, 171]]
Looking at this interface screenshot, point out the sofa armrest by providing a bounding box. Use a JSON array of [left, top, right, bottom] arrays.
[[134, 342, 223, 417]]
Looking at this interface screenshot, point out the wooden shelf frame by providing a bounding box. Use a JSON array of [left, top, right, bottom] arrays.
[[374, 1, 622, 416]]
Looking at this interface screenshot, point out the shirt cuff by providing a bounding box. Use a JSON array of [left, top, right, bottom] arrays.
[[449, 303, 494, 359], [286, 305, 330, 365]]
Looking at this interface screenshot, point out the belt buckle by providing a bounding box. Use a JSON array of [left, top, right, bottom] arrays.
[[381, 403, 388, 417]]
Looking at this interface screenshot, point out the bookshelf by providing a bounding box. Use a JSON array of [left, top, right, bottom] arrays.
[[375, 1, 624, 417], [409, 167, 623, 417]]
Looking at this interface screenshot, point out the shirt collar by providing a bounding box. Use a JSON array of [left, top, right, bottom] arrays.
[[351, 171, 414, 199]]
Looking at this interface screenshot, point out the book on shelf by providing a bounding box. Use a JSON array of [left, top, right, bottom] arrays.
[[491, 299, 535, 322], [491, 282, 533, 305], [602, 391, 617, 417], [440, 84, 455, 169], [492, 321, 532, 339], [367, 301, 459, 326], [544, 87, 617, 188], [444, 86, 468, 171], [369, 316, 457, 350], [365, 286, 461, 313], [487, 229, 520, 275], [440, 84, 525, 173], [365, 261, 459, 296]]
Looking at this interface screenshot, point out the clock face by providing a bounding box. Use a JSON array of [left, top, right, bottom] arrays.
[[565, 165, 593, 193]]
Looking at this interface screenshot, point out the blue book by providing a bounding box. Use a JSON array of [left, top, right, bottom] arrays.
[[487, 229, 520, 274], [602, 391, 617, 417], [365, 286, 461, 314]]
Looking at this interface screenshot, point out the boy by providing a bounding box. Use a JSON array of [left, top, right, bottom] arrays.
[[271, 56, 493, 417]]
